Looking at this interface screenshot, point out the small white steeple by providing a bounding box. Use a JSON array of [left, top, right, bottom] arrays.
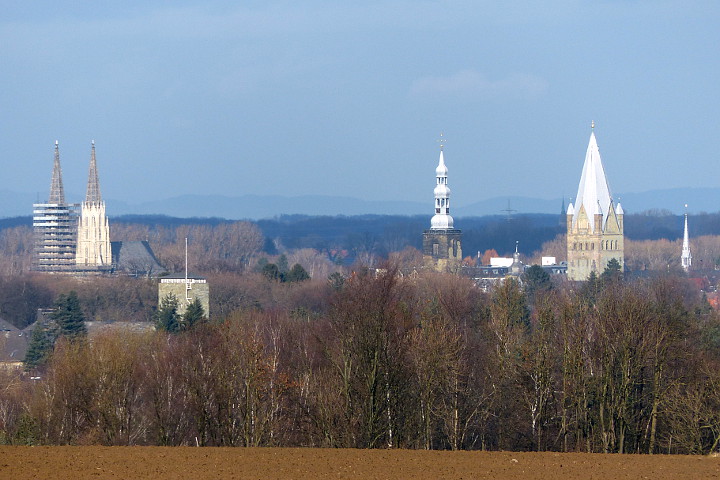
[[682, 204, 692, 271], [511, 240, 522, 275], [430, 134, 454, 230]]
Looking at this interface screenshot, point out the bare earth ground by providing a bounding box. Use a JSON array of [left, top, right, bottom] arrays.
[[1, 447, 718, 480]]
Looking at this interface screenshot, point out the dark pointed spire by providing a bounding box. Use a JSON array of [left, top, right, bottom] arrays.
[[48, 140, 65, 204], [85, 140, 102, 204]]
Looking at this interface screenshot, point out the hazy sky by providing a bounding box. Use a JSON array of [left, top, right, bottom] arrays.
[[1, 1, 718, 209]]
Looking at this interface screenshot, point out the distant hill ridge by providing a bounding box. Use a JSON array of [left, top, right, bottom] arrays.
[[3, 187, 719, 220]]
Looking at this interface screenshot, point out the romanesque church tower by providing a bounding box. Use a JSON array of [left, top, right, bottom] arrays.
[[76, 141, 111, 268], [566, 125, 624, 281], [422, 138, 462, 272]]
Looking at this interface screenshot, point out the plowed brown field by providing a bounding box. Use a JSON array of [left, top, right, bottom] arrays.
[[1, 446, 718, 479]]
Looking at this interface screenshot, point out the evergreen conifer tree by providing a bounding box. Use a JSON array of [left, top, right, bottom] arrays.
[[600, 258, 623, 283], [51, 291, 87, 339], [277, 254, 289, 274], [182, 298, 206, 330], [522, 265, 552, 305], [23, 323, 53, 370], [285, 263, 310, 282], [155, 294, 181, 333], [262, 263, 281, 281]]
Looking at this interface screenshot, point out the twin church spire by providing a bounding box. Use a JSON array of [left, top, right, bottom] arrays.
[[39, 140, 111, 270], [85, 141, 102, 205], [77, 141, 111, 267]]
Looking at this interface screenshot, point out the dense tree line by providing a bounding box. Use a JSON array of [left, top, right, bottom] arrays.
[[1, 267, 720, 454], [2, 212, 720, 278]]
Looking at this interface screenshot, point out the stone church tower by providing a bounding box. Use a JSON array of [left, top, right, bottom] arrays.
[[566, 125, 624, 281], [76, 141, 111, 268], [423, 138, 462, 272]]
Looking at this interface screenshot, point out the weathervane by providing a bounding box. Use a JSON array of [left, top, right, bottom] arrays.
[[437, 132, 446, 151]]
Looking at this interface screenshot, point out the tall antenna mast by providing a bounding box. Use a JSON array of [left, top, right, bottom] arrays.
[[502, 199, 517, 221]]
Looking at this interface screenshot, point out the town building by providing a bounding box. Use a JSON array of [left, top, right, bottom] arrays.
[[112, 241, 165, 277], [566, 124, 624, 281], [158, 274, 210, 317], [0, 318, 32, 369], [422, 138, 462, 272]]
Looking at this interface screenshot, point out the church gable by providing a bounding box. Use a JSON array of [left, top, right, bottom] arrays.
[[575, 205, 590, 232], [604, 206, 621, 234]]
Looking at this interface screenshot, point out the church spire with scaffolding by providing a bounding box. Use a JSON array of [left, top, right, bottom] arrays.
[[48, 140, 65, 204]]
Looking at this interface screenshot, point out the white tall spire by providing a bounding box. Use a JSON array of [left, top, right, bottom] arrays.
[[430, 135, 454, 229], [571, 126, 614, 232], [682, 205, 692, 271]]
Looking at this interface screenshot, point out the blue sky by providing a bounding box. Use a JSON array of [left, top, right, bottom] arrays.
[[1, 1, 718, 211]]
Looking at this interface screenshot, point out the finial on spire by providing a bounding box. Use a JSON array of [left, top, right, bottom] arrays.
[[437, 132, 445, 151], [591, 120, 595, 129], [92, 139, 95, 146], [55, 140, 58, 146], [515, 240, 519, 254]]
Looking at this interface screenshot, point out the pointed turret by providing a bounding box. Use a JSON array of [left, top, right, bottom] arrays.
[[48, 141, 65, 204], [430, 143, 454, 229], [682, 205, 692, 271], [85, 140, 102, 204], [571, 129, 614, 232]]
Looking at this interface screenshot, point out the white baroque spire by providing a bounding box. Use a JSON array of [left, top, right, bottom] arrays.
[[572, 128, 614, 232], [430, 144, 454, 229], [682, 206, 692, 271]]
